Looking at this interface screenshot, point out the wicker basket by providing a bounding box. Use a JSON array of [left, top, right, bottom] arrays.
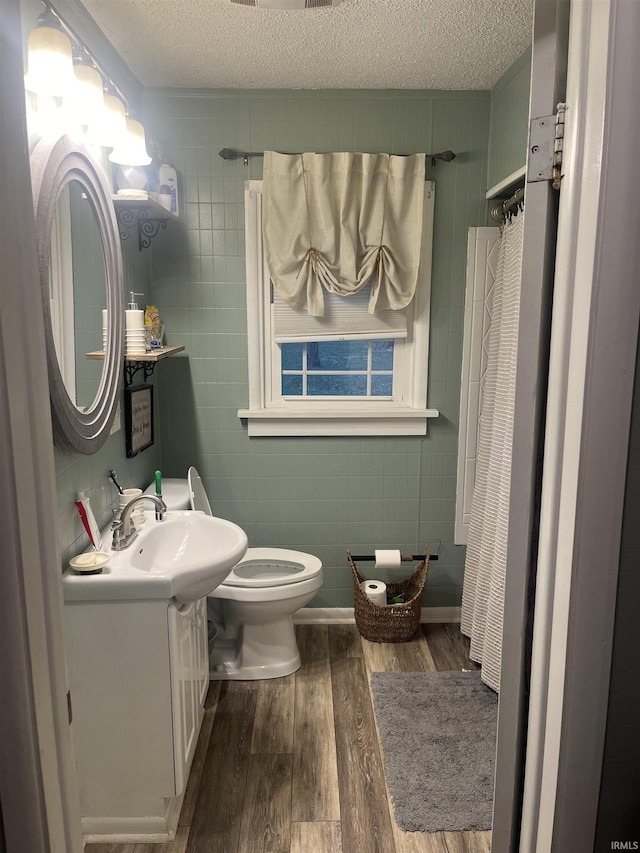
[[348, 549, 430, 643]]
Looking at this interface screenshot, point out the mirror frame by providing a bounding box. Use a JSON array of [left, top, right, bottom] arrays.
[[31, 134, 124, 455]]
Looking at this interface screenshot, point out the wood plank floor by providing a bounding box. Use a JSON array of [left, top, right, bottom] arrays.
[[86, 624, 491, 853]]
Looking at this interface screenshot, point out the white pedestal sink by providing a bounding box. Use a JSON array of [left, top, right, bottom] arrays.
[[63, 509, 248, 603]]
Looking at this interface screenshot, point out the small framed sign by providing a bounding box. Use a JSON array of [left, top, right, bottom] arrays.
[[124, 385, 154, 457]]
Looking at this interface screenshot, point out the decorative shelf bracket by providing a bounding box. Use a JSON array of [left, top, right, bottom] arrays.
[[124, 359, 156, 387], [86, 346, 185, 387], [115, 205, 168, 251]]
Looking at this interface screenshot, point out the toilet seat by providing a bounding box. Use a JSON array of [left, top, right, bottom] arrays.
[[221, 547, 322, 588], [186, 470, 322, 593], [188, 466, 213, 516]]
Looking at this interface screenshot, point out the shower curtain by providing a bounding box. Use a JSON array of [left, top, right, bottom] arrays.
[[460, 209, 525, 693]]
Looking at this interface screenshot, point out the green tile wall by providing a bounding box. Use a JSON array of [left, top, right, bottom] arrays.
[[143, 89, 490, 609], [487, 48, 532, 190]]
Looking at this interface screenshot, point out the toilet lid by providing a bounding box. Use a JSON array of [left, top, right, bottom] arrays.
[[188, 466, 213, 516], [222, 547, 323, 588]]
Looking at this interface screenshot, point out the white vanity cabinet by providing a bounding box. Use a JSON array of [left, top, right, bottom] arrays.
[[63, 595, 209, 841], [168, 597, 209, 795]]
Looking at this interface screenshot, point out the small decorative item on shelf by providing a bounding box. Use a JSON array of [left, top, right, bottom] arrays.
[[146, 141, 179, 216], [116, 164, 148, 195], [126, 292, 146, 356], [145, 324, 164, 351], [156, 163, 178, 216], [144, 305, 163, 350]]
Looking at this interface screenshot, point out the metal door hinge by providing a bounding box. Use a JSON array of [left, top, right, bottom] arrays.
[[527, 103, 566, 189]]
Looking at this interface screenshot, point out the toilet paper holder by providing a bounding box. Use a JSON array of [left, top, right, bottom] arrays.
[[349, 552, 438, 561]]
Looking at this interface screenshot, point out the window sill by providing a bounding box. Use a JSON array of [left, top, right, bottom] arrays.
[[237, 406, 440, 437]]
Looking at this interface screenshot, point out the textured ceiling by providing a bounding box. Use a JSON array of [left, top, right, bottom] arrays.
[[79, 0, 533, 90]]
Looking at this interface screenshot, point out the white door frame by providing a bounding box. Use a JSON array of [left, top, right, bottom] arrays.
[[520, 0, 640, 850], [491, 0, 570, 849], [0, 0, 82, 849]]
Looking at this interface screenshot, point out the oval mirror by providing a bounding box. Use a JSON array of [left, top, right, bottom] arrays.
[[49, 179, 107, 412], [31, 135, 124, 454]]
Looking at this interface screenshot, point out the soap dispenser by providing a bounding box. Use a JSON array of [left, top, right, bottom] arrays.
[[125, 292, 145, 356]]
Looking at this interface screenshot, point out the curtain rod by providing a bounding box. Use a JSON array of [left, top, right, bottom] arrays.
[[490, 186, 525, 223], [218, 147, 457, 167]]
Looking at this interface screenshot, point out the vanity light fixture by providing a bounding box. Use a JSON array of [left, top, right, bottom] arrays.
[[25, 1, 152, 163], [24, 7, 76, 98]]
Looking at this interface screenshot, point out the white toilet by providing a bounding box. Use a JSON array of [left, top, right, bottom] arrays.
[[145, 469, 323, 680]]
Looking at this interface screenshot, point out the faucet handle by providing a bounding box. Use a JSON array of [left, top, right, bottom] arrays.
[[111, 517, 124, 545]]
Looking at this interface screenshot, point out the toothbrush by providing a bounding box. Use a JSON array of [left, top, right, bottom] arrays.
[[154, 471, 163, 520], [108, 469, 124, 495]]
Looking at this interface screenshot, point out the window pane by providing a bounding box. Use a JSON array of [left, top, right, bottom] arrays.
[[282, 374, 303, 395], [281, 342, 303, 370], [308, 374, 368, 396], [372, 340, 394, 371], [310, 340, 368, 371], [371, 374, 393, 396]]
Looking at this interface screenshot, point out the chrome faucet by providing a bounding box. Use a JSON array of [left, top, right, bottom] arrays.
[[111, 494, 167, 551]]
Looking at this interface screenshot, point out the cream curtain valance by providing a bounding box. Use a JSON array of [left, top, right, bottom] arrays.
[[262, 151, 426, 318]]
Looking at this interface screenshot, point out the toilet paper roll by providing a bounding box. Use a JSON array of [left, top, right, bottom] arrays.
[[360, 580, 387, 606], [375, 549, 402, 569]]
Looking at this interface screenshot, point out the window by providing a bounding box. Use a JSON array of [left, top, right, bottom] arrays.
[[238, 180, 439, 436], [281, 339, 394, 398]]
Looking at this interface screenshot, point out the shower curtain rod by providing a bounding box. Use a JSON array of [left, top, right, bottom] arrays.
[[218, 147, 457, 168], [490, 186, 525, 223]]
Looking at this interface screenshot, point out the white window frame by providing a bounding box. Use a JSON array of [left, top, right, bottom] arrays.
[[238, 179, 439, 437]]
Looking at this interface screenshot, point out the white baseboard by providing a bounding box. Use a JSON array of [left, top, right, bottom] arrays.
[[293, 606, 461, 625], [294, 608, 355, 624], [81, 788, 183, 844]]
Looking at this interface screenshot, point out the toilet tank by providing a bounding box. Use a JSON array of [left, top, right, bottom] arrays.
[[143, 478, 190, 511]]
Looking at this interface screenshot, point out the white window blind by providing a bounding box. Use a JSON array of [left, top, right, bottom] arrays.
[[273, 283, 408, 343]]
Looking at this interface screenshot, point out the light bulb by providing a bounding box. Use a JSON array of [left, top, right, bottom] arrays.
[[87, 93, 127, 148], [70, 62, 104, 127], [109, 118, 152, 166], [24, 25, 76, 98]]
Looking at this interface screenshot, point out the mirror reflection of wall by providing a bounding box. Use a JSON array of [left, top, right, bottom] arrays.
[[49, 179, 106, 412]]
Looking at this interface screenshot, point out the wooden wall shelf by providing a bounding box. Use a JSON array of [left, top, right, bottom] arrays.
[[86, 346, 185, 386]]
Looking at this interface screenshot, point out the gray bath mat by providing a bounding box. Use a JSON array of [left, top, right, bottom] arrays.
[[370, 670, 497, 832]]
